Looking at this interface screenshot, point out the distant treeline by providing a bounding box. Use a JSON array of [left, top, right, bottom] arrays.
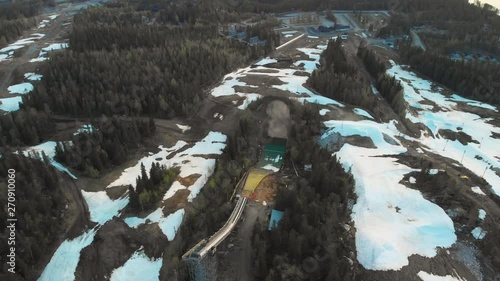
[[21, 6, 279, 119], [0, 154, 64, 279], [379, 0, 500, 55], [55, 117, 156, 177], [357, 43, 405, 115], [0, 0, 279, 147], [398, 42, 500, 106], [308, 39, 377, 111], [0, 0, 55, 46]]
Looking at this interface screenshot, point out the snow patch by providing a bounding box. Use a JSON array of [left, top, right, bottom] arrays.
[[319, 109, 330, 116], [429, 169, 439, 175], [81, 191, 129, 225], [478, 209, 486, 221], [237, 93, 262, 110], [74, 124, 95, 135], [176, 124, 191, 133], [8, 82, 33, 95], [210, 44, 344, 110], [387, 64, 500, 196], [22, 141, 77, 179], [37, 230, 96, 281], [24, 72, 43, 81], [42, 43, 69, 51], [110, 250, 162, 281], [262, 164, 279, 172], [322, 119, 456, 270], [125, 208, 184, 241], [417, 271, 466, 281], [0, 96, 23, 112], [353, 108, 374, 119], [108, 132, 226, 203], [471, 186, 486, 195], [471, 227, 486, 240], [255, 57, 277, 65]]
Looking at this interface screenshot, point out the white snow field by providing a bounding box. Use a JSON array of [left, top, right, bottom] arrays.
[[30, 43, 69, 62], [387, 64, 500, 196], [125, 208, 184, 241], [7, 82, 34, 94], [418, 271, 466, 281], [29, 55, 49, 63], [24, 72, 43, 81], [110, 250, 163, 281], [38, 14, 59, 29], [39, 168, 131, 281], [210, 43, 345, 110], [43, 43, 69, 51], [0, 33, 45, 61], [108, 132, 226, 239], [109, 132, 226, 202], [81, 191, 129, 225], [319, 109, 330, 116], [0, 96, 23, 112], [37, 229, 96, 281], [353, 108, 374, 119], [255, 57, 277, 65], [471, 227, 486, 240], [0, 53, 10, 62], [478, 209, 486, 221], [321, 119, 456, 270], [22, 141, 77, 179], [471, 186, 486, 195], [262, 164, 280, 172], [73, 124, 95, 135], [176, 124, 191, 133]]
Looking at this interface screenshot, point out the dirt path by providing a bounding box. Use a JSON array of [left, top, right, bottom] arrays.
[[0, 4, 74, 97], [221, 202, 266, 281]]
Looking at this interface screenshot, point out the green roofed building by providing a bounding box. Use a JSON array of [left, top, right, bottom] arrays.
[[257, 138, 287, 171]]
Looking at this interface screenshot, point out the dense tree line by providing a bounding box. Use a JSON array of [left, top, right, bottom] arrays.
[[0, 0, 54, 46], [0, 107, 54, 146], [308, 39, 376, 110], [128, 163, 179, 211], [244, 0, 392, 13], [357, 44, 406, 117], [0, 154, 64, 279], [54, 118, 156, 177], [379, 0, 500, 55], [238, 0, 323, 13], [251, 112, 355, 280], [22, 4, 278, 119], [398, 43, 500, 106], [357, 43, 386, 78]]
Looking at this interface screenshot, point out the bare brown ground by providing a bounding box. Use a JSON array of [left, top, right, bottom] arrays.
[[162, 189, 190, 216], [177, 174, 201, 187], [251, 174, 279, 203]]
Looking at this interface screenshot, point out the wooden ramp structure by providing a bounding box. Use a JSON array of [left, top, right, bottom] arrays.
[[182, 138, 287, 281]]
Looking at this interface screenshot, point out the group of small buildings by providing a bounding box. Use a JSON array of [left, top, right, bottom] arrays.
[[317, 23, 350, 33], [227, 26, 267, 47]]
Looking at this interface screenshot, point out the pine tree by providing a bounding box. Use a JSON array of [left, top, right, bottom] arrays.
[[128, 185, 140, 211]]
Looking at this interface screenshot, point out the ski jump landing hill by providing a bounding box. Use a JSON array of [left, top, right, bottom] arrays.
[[182, 138, 287, 281]]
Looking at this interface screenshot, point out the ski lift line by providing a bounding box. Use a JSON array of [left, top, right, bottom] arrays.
[[276, 34, 305, 50]]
